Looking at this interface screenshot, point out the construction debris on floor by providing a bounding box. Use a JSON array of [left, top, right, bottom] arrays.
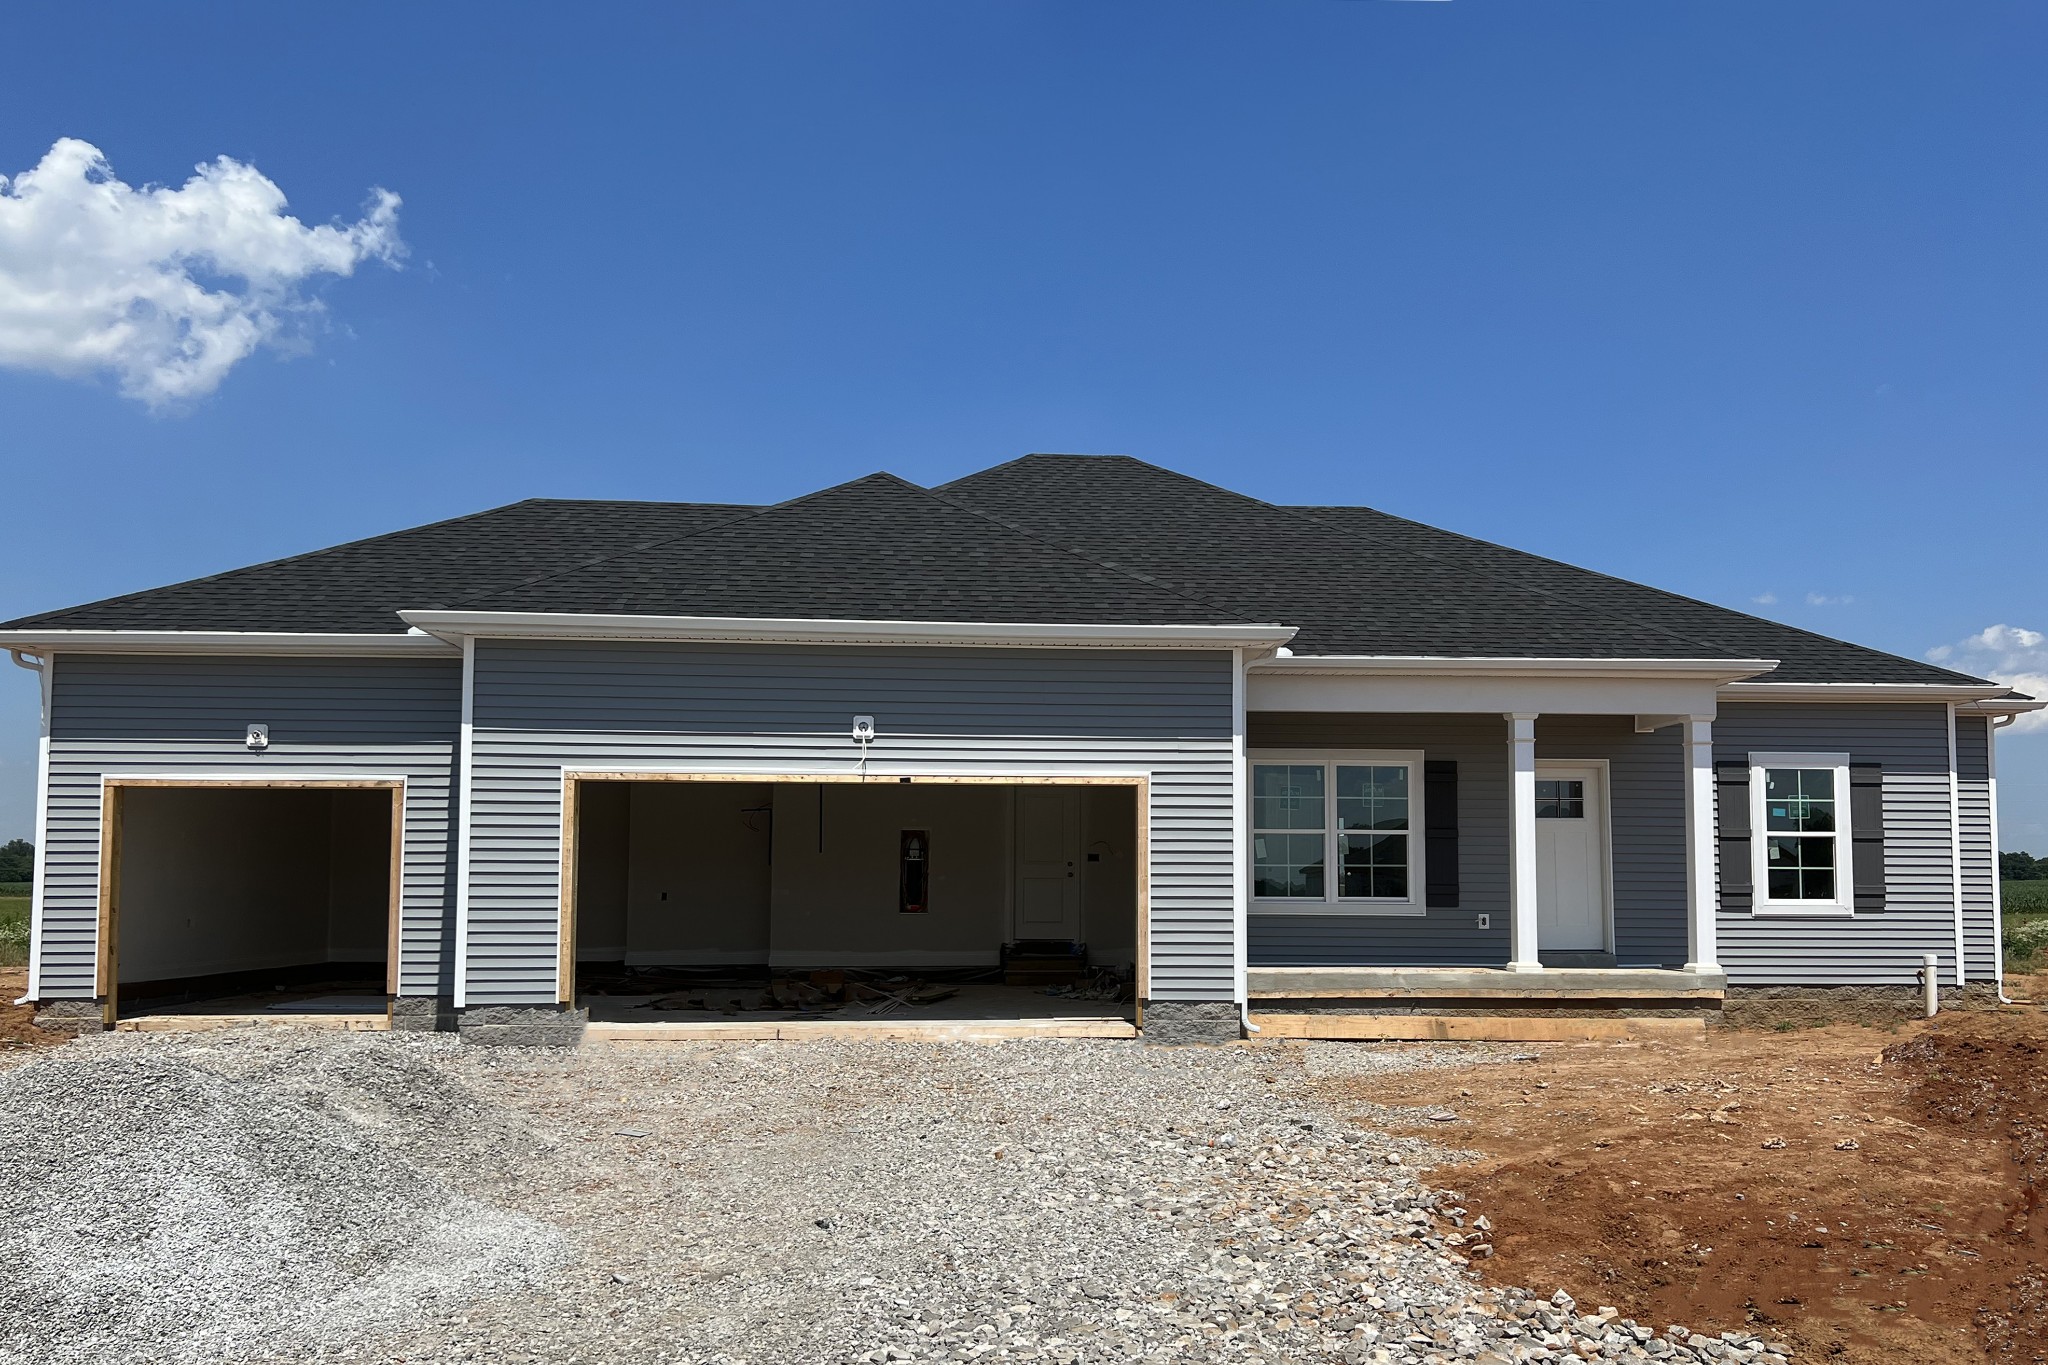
[[582, 964, 1134, 1020]]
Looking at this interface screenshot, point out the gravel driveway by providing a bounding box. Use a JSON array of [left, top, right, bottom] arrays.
[[0, 1031, 1788, 1365]]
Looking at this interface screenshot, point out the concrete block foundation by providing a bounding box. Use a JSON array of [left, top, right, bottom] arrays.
[[388, 997, 455, 1033], [458, 1005, 589, 1047], [1140, 1000, 1240, 1045], [1723, 982, 2003, 1029], [32, 999, 106, 1035]]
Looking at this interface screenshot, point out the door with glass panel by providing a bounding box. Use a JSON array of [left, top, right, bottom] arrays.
[[1534, 764, 1610, 951]]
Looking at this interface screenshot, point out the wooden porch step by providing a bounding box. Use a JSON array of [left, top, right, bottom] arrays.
[[1249, 1012, 1708, 1042]]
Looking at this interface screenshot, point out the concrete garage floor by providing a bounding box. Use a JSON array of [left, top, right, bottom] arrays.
[[582, 981, 1137, 1040]]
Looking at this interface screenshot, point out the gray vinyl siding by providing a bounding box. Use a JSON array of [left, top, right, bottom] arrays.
[[1956, 716, 1997, 980], [1245, 714, 1510, 967], [1714, 702, 1961, 986], [465, 640, 1236, 1006], [38, 654, 462, 999], [1535, 716, 1687, 967]]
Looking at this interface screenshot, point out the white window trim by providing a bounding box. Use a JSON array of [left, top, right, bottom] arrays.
[[1247, 748, 1426, 916], [1748, 751, 1855, 917]]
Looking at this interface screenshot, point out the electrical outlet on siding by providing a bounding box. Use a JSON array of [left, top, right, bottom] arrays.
[[1476, 913, 1491, 930]]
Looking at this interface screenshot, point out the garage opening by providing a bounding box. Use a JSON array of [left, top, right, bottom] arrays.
[[565, 776, 1143, 1036], [102, 781, 400, 1023]]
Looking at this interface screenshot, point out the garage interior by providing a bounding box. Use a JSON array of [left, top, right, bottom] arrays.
[[568, 777, 1142, 1032], [106, 783, 397, 1021]]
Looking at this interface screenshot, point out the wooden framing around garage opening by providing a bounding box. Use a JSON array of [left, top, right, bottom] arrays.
[[556, 771, 1152, 1010], [95, 776, 407, 1027]]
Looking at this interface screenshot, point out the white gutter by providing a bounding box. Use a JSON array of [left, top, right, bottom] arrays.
[[1723, 681, 2033, 705], [1956, 695, 2048, 718], [1250, 654, 1778, 683], [9, 650, 51, 1005], [400, 609, 1298, 651], [0, 630, 459, 657]]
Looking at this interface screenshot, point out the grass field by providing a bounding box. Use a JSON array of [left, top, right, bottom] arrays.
[[2004, 879, 2048, 914], [2005, 880, 2048, 975], [0, 895, 26, 970]]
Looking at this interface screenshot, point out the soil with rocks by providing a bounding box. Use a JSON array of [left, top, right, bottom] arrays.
[[0, 1027, 1789, 1365], [0, 968, 62, 1051], [1327, 1007, 2048, 1365]]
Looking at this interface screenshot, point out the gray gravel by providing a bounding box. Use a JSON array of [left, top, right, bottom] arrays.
[[0, 1031, 1790, 1365]]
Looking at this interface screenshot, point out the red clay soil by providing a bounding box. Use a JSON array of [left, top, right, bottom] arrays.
[[1317, 1005, 2048, 1364], [0, 969, 60, 1051]]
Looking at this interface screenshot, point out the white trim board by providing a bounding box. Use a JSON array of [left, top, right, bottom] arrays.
[[403, 609, 1296, 652], [1248, 670, 1731, 716], [0, 630, 458, 656]]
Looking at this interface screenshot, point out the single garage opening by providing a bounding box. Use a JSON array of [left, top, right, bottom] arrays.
[[565, 776, 1143, 1033], [103, 781, 399, 1021]]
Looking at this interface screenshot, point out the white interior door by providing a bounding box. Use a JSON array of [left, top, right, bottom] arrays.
[[1013, 787, 1081, 941], [1535, 764, 1609, 952]]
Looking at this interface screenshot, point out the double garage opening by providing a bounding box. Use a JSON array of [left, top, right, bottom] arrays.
[[562, 775, 1145, 1035], [97, 779, 401, 1025]]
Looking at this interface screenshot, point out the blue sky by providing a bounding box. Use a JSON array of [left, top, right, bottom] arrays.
[[1, 1, 2044, 847]]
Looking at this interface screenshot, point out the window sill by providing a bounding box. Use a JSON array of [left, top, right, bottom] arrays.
[[1749, 904, 1856, 918], [1250, 901, 1427, 918]]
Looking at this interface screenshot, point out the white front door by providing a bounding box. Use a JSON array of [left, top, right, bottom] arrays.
[[1013, 787, 1082, 941], [1535, 764, 1609, 952]]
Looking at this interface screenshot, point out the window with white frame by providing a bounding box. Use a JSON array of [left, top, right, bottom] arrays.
[[1750, 752, 1852, 912], [1250, 753, 1423, 912]]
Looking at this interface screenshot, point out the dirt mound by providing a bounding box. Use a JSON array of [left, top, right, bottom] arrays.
[[1885, 1012, 2048, 1360], [0, 1045, 570, 1365]]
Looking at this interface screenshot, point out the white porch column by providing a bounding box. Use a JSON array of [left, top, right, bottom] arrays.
[[1504, 712, 1542, 972], [1681, 714, 1722, 975]]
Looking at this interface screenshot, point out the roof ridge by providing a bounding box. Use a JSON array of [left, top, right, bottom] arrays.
[[456, 469, 1263, 623], [1268, 500, 1745, 661], [960, 456, 1750, 659], [916, 481, 1262, 623], [438, 474, 897, 611], [1298, 505, 1991, 684]]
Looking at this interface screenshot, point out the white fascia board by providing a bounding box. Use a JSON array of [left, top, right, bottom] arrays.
[[1722, 681, 2030, 705], [0, 630, 459, 657], [1249, 654, 1778, 683], [398, 609, 1298, 651]]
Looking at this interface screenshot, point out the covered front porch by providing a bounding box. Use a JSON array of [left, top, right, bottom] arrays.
[[1239, 654, 1767, 1021]]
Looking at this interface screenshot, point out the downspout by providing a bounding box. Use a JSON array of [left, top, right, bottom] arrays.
[[1947, 703, 1966, 990], [452, 635, 476, 1011], [1989, 712, 2016, 1004], [1232, 647, 1257, 1034], [9, 650, 51, 1007]]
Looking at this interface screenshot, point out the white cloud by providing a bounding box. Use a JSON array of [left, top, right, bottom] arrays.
[[1751, 591, 1778, 606], [0, 138, 401, 409], [1805, 592, 1855, 606], [1928, 623, 2048, 734]]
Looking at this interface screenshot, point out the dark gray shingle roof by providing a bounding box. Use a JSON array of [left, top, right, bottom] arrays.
[[1, 499, 755, 633], [0, 452, 1991, 686], [457, 473, 1256, 625]]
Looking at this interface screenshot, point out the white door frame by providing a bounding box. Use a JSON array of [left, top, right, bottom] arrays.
[[1533, 759, 1614, 955]]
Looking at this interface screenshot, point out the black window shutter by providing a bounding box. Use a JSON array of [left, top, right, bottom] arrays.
[[1424, 760, 1459, 908], [1715, 760, 1752, 910], [1850, 762, 1886, 912]]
